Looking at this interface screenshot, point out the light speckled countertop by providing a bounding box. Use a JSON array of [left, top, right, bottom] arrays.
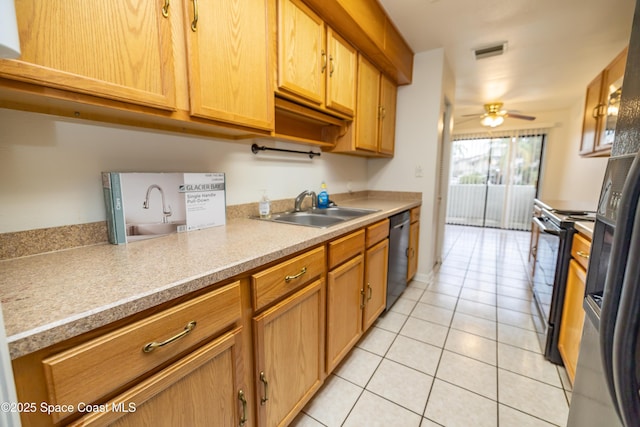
[[0, 197, 420, 359], [574, 221, 595, 239]]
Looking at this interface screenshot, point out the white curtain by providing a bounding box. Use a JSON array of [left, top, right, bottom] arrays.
[[448, 128, 548, 230]]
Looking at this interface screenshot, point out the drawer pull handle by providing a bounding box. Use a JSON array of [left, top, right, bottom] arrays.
[[260, 371, 269, 405], [190, 0, 198, 31], [367, 284, 373, 301], [238, 390, 248, 426], [162, 0, 170, 17], [285, 267, 307, 283], [360, 288, 366, 309], [143, 321, 197, 353], [577, 250, 590, 259]]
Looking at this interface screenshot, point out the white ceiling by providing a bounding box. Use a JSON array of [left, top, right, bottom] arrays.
[[378, 0, 636, 123]]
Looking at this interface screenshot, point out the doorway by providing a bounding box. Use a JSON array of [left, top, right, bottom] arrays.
[[446, 132, 545, 230]]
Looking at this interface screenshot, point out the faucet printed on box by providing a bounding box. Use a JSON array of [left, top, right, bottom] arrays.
[[102, 172, 226, 244]]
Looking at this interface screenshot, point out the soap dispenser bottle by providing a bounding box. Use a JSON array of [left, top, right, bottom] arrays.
[[259, 190, 271, 218], [317, 182, 329, 209]]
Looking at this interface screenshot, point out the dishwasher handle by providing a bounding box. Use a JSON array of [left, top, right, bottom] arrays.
[[392, 220, 410, 230]]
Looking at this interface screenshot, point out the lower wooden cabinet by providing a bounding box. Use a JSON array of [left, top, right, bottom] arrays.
[[70, 328, 246, 427], [363, 238, 389, 331], [558, 232, 591, 384], [253, 279, 325, 427], [326, 254, 365, 372], [10, 214, 412, 427], [12, 281, 245, 427], [326, 221, 389, 374], [251, 245, 326, 427]]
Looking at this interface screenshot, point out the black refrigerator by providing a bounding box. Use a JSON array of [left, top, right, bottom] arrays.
[[568, 1, 640, 426]]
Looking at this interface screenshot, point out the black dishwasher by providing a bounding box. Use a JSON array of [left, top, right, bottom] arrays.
[[386, 211, 410, 310]]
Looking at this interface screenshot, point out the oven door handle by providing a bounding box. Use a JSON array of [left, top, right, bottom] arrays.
[[533, 216, 560, 236]]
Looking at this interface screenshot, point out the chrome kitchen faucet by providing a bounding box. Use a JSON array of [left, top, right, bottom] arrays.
[[294, 190, 317, 212]]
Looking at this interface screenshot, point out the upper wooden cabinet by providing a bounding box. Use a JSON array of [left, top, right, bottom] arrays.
[[0, 0, 274, 137], [326, 28, 357, 116], [184, 0, 274, 131], [0, 0, 411, 150], [277, 0, 356, 118], [378, 74, 398, 156], [0, 0, 176, 111], [580, 47, 628, 157], [329, 55, 398, 156], [303, 0, 413, 85]]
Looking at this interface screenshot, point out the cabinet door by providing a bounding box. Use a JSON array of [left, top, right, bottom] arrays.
[[184, 0, 274, 131], [72, 328, 246, 427], [326, 28, 357, 116], [277, 0, 325, 105], [378, 75, 397, 155], [355, 55, 381, 152], [326, 255, 365, 372], [407, 220, 420, 282], [558, 260, 587, 384], [0, 0, 175, 110], [579, 73, 604, 156], [254, 280, 325, 427], [595, 47, 628, 153], [363, 239, 389, 331]]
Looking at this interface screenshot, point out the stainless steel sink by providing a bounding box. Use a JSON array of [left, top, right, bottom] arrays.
[[263, 207, 379, 228], [307, 207, 379, 218]]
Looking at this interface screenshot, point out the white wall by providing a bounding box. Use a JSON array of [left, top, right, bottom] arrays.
[[453, 105, 608, 207], [0, 109, 369, 233], [1, 52, 453, 282], [368, 49, 453, 279], [538, 106, 608, 204]]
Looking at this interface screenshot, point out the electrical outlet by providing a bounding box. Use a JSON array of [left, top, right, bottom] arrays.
[[415, 166, 424, 178]]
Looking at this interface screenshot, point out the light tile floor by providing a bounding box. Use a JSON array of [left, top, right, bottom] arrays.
[[291, 225, 572, 427]]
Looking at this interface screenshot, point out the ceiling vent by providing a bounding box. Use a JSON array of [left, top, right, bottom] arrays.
[[473, 42, 507, 60]]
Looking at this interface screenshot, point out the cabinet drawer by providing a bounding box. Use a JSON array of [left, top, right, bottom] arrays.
[[572, 233, 591, 271], [252, 246, 325, 311], [328, 230, 365, 269], [42, 281, 241, 423], [366, 219, 389, 248], [410, 207, 421, 223]]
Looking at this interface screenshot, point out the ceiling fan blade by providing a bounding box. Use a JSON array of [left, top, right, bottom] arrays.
[[504, 112, 536, 121], [461, 113, 484, 117]]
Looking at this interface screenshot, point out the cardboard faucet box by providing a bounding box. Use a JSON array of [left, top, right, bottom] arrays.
[[102, 172, 226, 244]]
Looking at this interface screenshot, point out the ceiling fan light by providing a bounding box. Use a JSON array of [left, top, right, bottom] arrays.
[[481, 115, 504, 127]]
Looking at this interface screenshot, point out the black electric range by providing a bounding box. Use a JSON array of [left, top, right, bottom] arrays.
[[531, 207, 595, 364]]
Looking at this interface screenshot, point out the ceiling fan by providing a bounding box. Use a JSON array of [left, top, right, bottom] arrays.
[[463, 103, 536, 127]]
